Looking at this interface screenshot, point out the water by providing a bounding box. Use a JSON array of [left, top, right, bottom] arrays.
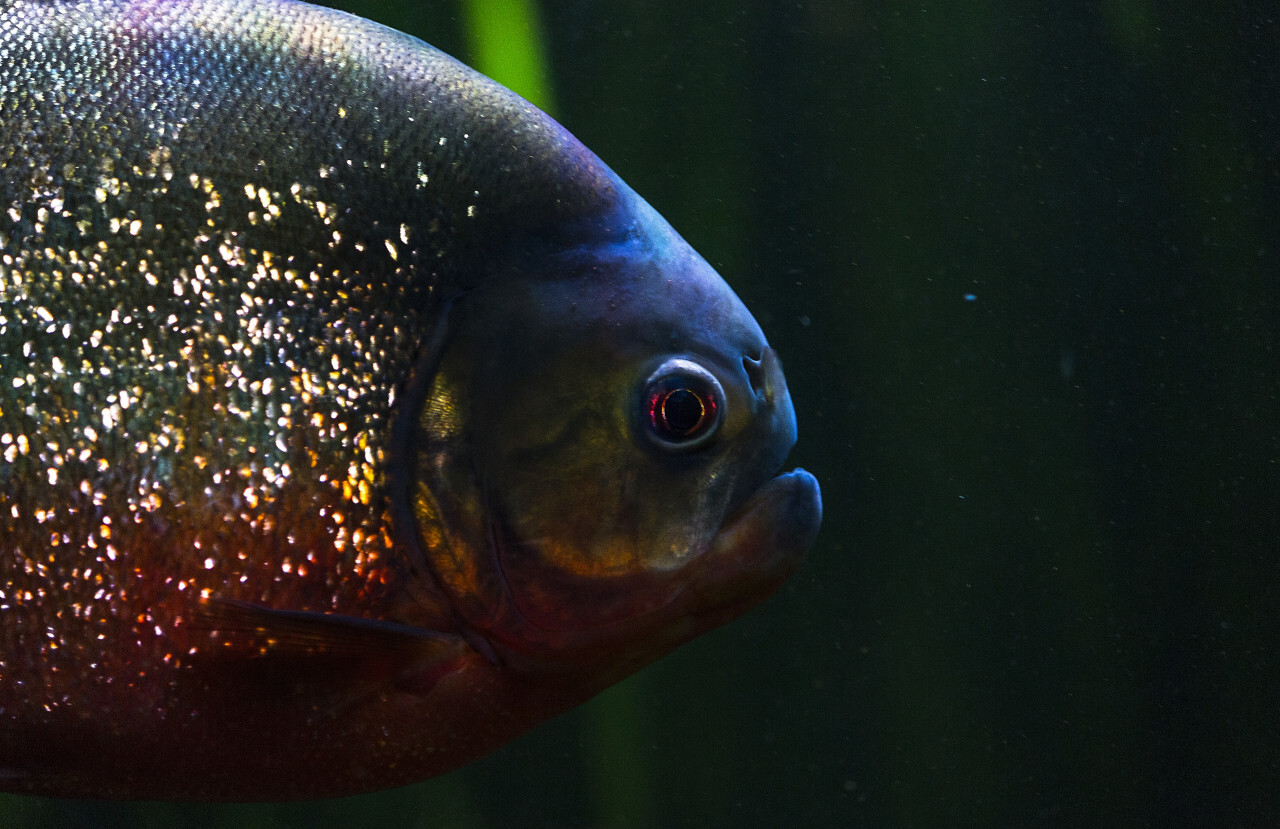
[[3, 0, 1276, 825]]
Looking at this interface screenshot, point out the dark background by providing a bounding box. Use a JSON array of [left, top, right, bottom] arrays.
[[4, 0, 1277, 826]]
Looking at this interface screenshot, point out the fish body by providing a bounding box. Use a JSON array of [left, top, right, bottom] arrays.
[[0, 0, 821, 799]]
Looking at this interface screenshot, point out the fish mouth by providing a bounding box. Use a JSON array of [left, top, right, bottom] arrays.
[[682, 467, 822, 630], [481, 466, 821, 656], [482, 466, 821, 677]]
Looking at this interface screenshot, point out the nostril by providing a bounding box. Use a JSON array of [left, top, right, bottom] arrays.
[[742, 351, 769, 402]]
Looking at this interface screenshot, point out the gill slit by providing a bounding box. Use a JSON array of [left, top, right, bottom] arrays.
[[387, 290, 500, 667]]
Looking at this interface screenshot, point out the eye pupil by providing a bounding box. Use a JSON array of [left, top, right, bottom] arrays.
[[660, 387, 708, 436]]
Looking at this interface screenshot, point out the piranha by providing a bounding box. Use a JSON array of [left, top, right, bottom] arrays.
[[0, 0, 821, 800]]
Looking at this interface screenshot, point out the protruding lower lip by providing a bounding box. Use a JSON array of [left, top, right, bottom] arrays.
[[687, 468, 822, 623]]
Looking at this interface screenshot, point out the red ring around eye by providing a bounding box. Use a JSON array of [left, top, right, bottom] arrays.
[[659, 387, 711, 437], [647, 383, 719, 443]]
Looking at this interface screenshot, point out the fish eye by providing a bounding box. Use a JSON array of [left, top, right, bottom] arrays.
[[641, 358, 724, 450]]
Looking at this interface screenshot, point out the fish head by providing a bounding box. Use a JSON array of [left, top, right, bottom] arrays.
[[410, 188, 821, 675]]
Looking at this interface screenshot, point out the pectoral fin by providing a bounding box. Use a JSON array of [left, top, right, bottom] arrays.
[[184, 597, 469, 698]]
